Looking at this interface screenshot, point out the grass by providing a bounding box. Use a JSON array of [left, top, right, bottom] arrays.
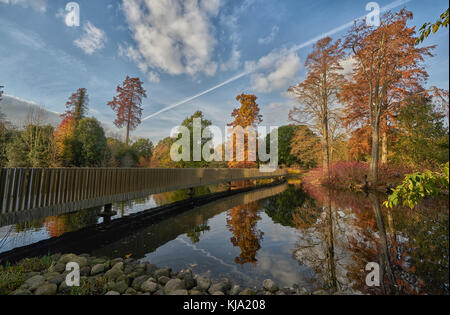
[[0, 255, 55, 295]]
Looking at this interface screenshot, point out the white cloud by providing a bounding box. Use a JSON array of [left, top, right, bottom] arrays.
[[74, 22, 107, 55], [122, 0, 221, 77], [0, 0, 47, 12], [258, 25, 279, 45], [246, 49, 302, 93], [220, 46, 241, 71]]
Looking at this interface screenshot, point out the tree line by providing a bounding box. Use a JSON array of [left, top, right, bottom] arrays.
[[0, 9, 448, 186]]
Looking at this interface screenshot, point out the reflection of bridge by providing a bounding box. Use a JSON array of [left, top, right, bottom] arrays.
[[0, 182, 288, 264], [0, 168, 286, 226]]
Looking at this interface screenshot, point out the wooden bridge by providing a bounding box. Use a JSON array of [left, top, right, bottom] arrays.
[[0, 168, 286, 226]]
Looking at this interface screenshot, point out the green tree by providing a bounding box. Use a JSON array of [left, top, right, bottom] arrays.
[[75, 118, 108, 167], [178, 111, 212, 168], [391, 94, 449, 167], [131, 138, 153, 167], [6, 125, 56, 167], [266, 125, 301, 167]]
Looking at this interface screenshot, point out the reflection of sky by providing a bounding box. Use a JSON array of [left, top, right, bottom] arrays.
[[143, 210, 317, 289]]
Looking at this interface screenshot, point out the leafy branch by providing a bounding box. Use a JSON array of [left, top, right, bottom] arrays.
[[384, 162, 449, 209], [416, 9, 449, 44]]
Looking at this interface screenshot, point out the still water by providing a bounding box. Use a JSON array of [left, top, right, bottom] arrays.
[[0, 181, 448, 294]]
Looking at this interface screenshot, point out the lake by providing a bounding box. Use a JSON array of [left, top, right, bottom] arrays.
[[0, 180, 448, 295]]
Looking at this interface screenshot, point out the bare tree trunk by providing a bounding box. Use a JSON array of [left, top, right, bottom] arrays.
[[322, 116, 330, 176], [381, 130, 388, 165], [369, 116, 380, 183]]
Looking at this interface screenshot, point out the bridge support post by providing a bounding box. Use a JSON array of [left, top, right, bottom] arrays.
[[98, 203, 117, 224]]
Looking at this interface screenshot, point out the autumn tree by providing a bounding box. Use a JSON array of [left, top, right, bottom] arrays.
[[64, 88, 89, 125], [341, 10, 434, 182], [288, 37, 345, 176], [227, 94, 262, 169], [108, 76, 147, 146], [290, 125, 322, 169]]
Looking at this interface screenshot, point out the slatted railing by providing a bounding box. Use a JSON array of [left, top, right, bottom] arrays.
[[0, 168, 286, 216]]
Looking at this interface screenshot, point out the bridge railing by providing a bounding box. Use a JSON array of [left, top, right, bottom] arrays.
[[0, 168, 286, 216]]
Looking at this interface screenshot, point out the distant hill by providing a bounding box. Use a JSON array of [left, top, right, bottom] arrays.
[[0, 95, 62, 127]]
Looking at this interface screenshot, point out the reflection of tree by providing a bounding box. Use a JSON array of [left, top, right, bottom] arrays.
[[153, 186, 214, 206], [226, 201, 263, 265], [186, 222, 210, 244], [293, 190, 343, 292], [344, 190, 449, 295], [44, 207, 101, 237], [264, 186, 314, 227]]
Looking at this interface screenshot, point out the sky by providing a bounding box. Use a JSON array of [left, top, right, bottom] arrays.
[[0, 0, 448, 144]]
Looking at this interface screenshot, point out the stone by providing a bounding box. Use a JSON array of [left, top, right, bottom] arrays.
[[49, 263, 66, 273], [196, 276, 211, 291], [35, 283, 57, 295], [178, 270, 195, 290], [46, 273, 64, 285], [25, 275, 45, 291], [312, 289, 328, 295], [208, 280, 231, 294], [105, 291, 120, 295], [111, 280, 129, 294], [297, 288, 309, 295], [262, 279, 279, 293], [158, 276, 170, 285], [230, 285, 241, 295], [125, 288, 138, 295], [58, 254, 88, 268], [168, 290, 188, 295], [91, 258, 106, 266], [10, 289, 32, 295], [105, 263, 124, 281], [154, 267, 171, 279], [141, 280, 158, 293], [239, 288, 256, 295], [146, 264, 158, 276], [132, 275, 150, 291], [164, 279, 185, 294], [80, 266, 91, 277], [212, 291, 225, 295], [111, 258, 124, 267], [91, 264, 105, 276], [189, 290, 203, 295], [58, 281, 72, 294]]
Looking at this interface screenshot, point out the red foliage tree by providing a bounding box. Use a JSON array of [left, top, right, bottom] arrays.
[[108, 76, 147, 146], [341, 10, 434, 182]]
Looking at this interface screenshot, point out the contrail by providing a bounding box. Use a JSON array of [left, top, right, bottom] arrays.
[[142, 0, 411, 121]]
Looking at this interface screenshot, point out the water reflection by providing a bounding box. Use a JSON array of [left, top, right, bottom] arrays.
[[0, 180, 448, 294]]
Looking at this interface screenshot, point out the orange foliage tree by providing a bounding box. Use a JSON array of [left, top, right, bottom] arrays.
[[288, 37, 345, 175], [227, 94, 262, 169], [108, 76, 147, 146], [341, 10, 434, 182], [226, 201, 263, 265]]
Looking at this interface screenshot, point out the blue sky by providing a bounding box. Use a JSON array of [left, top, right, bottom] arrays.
[[0, 0, 448, 143]]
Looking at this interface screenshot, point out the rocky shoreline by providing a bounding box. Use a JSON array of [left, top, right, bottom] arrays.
[[4, 253, 327, 296]]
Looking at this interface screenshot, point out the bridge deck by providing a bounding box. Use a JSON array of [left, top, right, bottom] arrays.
[[0, 168, 286, 226]]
